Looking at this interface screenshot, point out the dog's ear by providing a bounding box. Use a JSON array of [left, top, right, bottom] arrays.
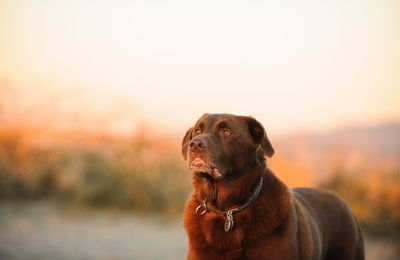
[[181, 127, 193, 160], [246, 117, 274, 158]]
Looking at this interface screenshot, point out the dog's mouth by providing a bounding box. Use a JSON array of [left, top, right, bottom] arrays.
[[189, 158, 222, 180]]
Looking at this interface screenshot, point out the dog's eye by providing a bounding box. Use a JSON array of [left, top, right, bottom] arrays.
[[194, 129, 202, 136], [223, 129, 232, 136]]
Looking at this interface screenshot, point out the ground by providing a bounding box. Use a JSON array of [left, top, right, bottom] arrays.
[[0, 201, 398, 260]]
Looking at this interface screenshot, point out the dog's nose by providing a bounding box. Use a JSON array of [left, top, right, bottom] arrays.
[[189, 137, 207, 151]]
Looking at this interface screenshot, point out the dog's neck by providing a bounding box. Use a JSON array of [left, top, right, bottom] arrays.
[[191, 159, 293, 240], [193, 162, 266, 211]]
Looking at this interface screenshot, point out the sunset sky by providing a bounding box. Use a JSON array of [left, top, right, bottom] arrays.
[[0, 0, 399, 136]]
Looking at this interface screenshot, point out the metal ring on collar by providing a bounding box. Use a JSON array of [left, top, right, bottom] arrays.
[[195, 202, 207, 215]]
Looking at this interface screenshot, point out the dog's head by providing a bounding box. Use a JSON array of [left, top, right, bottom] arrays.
[[182, 113, 274, 180]]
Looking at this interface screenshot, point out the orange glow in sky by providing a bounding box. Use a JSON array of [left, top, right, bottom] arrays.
[[0, 0, 399, 136]]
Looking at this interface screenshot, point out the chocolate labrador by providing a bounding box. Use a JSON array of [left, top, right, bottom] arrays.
[[182, 113, 364, 260]]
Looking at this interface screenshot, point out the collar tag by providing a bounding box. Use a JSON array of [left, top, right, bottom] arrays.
[[224, 210, 234, 232]]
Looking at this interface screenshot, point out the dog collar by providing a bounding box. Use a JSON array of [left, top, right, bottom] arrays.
[[195, 176, 264, 232]]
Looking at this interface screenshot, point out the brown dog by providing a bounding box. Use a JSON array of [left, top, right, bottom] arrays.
[[182, 113, 364, 260]]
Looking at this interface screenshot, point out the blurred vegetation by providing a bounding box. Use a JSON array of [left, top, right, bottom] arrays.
[[0, 130, 191, 215], [0, 129, 399, 240], [319, 169, 400, 240]]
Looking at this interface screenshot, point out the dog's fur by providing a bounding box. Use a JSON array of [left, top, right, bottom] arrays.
[[182, 113, 364, 260]]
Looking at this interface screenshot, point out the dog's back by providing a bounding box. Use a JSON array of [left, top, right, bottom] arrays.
[[292, 187, 365, 260]]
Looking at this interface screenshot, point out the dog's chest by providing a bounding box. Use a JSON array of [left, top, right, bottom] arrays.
[[200, 214, 245, 251], [197, 214, 297, 259]]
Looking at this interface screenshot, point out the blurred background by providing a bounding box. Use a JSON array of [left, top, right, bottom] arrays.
[[0, 0, 399, 259]]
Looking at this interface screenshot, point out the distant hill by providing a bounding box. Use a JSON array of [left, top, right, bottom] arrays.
[[273, 123, 400, 180]]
